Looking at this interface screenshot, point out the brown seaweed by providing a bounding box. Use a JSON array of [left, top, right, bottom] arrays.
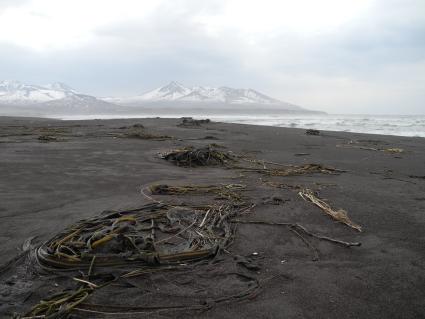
[[161, 146, 235, 167]]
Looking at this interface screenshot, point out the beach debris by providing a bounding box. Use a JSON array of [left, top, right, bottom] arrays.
[[409, 175, 425, 179], [262, 196, 287, 205], [161, 145, 236, 167], [22, 201, 255, 318], [116, 123, 145, 130], [385, 148, 404, 153], [160, 145, 345, 178], [203, 135, 219, 140], [357, 139, 385, 145], [37, 202, 243, 268], [121, 127, 172, 140], [263, 181, 337, 192], [20, 266, 259, 318], [298, 188, 362, 232], [306, 129, 320, 135], [263, 181, 302, 191], [17, 166, 363, 318], [38, 135, 59, 142], [239, 163, 344, 177], [149, 183, 246, 202], [21, 286, 92, 318], [178, 117, 211, 127], [337, 140, 404, 154], [232, 219, 361, 248], [209, 142, 226, 148], [15, 138, 362, 318], [38, 126, 70, 134]]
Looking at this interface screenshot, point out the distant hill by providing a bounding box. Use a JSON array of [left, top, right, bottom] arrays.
[[0, 80, 324, 117], [0, 80, 122, 116], [103, 81, 307, 112]]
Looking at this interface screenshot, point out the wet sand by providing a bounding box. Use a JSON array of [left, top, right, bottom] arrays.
[[0, 116, 424, 318]]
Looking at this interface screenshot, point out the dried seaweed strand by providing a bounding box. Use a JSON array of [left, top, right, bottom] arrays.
[[298, 188, 362, 232]]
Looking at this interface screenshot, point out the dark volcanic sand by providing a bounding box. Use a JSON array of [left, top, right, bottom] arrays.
[[0, 116, 424, 318]]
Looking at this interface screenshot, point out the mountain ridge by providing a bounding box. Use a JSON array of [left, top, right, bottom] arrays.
[[103, 81, 302, 110], [0, 80, 86, 105], [0, 80, 322, 116]]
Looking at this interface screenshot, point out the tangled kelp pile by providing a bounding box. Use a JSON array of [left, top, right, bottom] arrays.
[[177, 117, 211, 127], [161, 145, 236, 167], [21, 201, 255, 318], [36, 202, 248, 270], [120, 126, 172, 140], [161, 145, 345, 179], [306, 129, 320, 136]]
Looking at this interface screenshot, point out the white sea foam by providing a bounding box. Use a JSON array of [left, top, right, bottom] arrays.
[[61, 114, 425, 138]]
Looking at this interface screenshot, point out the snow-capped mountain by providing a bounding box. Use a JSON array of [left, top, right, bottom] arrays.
[[103, 81, 303, 110], [0, 80, 121, 116], [0, 80, 321, 116], [141, 81, 192, 101], [0, 80, 80, 105]]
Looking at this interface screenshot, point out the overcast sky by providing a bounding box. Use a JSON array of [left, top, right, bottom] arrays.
[[0, 0, 424, 114]]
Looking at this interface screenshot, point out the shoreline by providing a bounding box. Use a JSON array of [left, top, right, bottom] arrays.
[[2, 113, 424, 138]]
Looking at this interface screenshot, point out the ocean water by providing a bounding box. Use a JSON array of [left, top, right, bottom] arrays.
[[214, 114, 425, 138], [61, 114, 425, 138]]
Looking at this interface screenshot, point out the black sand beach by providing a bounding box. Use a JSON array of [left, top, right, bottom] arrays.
[[0, 116, 424, 318]]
